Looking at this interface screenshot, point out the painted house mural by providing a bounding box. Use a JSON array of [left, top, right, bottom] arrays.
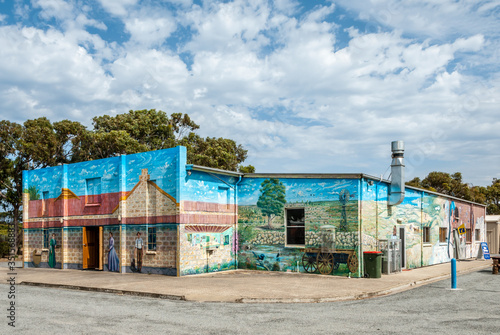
[[23, 146, 486, 278]]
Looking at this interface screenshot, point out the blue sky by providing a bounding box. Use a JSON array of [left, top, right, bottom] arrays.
[[1, 0, 499, 186]]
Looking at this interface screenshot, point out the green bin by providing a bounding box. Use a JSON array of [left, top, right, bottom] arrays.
[[363, 251, 382, 278]]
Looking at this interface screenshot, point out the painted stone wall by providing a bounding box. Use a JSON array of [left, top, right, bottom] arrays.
[[122, 224, 177, 275], [237, 177, 361, 277], [178, 225, 235, 275], [63, 227, 83, 269], [23, 228, 62, 268]]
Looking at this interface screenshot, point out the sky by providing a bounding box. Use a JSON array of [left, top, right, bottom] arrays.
[[0, 0, 499, 186]]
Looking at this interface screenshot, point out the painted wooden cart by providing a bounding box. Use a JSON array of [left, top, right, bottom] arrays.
[[301, 248, 358, 275]]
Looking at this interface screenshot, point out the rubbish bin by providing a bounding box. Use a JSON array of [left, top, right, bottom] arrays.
[[363, 251, 382, 278]]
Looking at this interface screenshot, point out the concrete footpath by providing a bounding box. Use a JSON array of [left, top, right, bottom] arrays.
[[0, 260, 492, 303]]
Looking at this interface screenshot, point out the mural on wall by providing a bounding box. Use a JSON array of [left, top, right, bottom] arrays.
[[180, 226, 236, 275], [48, 233, 56, 268], [361, 180, 485, 269], [23, 148, 181, 273], [238, 177, 360, 277]]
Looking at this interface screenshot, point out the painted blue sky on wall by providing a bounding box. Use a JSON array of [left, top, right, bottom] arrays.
[[25, 147, 180, 199], [238, 178, 358, 206]]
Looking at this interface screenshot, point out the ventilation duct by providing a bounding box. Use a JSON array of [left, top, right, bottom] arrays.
[[388, 141, 405, 206]]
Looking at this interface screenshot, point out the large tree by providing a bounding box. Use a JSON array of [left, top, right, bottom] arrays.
[[257, 178, 286, 229]]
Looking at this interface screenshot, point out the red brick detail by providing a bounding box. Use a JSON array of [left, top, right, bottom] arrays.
[[24, 220, 63, 229], [28, 192, 121, 218]]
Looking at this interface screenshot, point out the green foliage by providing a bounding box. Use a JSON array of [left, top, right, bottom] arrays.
[[25, 186, 40, 200], [486, 178, 500, 215], [239, 165, 255, 173], [0, 240, 9, 258], [257, 178, 286, 228]]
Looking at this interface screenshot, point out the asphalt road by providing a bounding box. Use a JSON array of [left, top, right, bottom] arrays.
[[1, 269, 499, 334]]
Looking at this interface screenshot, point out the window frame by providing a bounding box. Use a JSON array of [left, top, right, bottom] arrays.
[[439, 227, 447, 243], [148, 227, 157, 251], [85, 177, 102, 206], [285, 207, 306, 247], [465, 228, 472, 243], [423, 226, 431, 244], [475, 228, 481, 242]]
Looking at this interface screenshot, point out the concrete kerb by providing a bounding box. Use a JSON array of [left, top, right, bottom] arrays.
[[20, 281, 186, 301]]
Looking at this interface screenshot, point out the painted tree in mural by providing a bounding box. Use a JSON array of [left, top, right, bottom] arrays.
[[257, 179, 286, 229]]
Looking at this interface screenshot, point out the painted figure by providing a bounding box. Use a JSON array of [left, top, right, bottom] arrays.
[[48, 233, 56, 268], [135, 232, 144, 273], [108, 232, 120, 272], [391, 225, 398, 239]]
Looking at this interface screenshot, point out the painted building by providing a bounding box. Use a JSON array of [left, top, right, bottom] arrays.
[[23, 146, 486, 277]]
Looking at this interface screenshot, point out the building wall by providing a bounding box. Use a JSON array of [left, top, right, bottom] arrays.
[[360, 179, 486, 269], [23, 147, 183, 274], [237, 177, 361, 277], [178, 169, 238, 275]]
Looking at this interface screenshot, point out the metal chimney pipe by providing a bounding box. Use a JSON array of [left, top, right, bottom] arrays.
[[388, 140, 405, 206]]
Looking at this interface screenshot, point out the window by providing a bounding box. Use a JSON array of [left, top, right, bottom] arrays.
[[86, 178, 101, 205], [475, 229, 481, 241], [218, 186, 230, 209], [43, 229, 49, 249], [148, 227, 156, 251], [42, 191, 49, 216], [466, 228, 472, 243], [439, 227, 447, 243], [423, 227, 430, 243], [286, 208, 305, 246]]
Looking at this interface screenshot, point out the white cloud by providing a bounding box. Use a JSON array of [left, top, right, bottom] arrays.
[[0, 0, 499, 185], [96, 0, 138, 17]]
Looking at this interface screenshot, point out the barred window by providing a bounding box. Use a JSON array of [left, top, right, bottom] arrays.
[[148, 227, 156, 251], [475, 229, 480, 241]]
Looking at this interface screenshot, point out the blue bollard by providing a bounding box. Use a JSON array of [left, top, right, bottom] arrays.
[[451, 258, 457, 289]]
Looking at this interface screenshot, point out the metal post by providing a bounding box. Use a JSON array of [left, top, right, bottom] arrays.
[[451, 258, 457, 289]]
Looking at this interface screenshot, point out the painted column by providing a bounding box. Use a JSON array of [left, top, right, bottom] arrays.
[[62, 164, 69, 269], [119, 154, 127, 273], [22, 170, 29, 267]]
